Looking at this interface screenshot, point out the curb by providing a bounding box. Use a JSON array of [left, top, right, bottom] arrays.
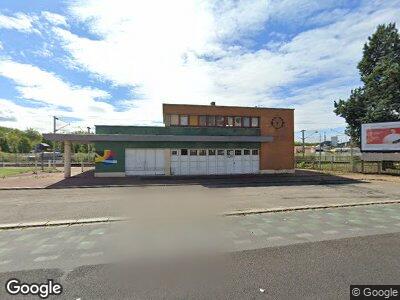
[[1, 200, 400, 230]]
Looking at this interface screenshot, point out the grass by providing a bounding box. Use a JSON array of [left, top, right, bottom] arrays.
[[0, 167, 34, 178], [0, 166, 62, 178]]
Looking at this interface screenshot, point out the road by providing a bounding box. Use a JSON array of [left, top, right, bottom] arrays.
[[0, 203, 400, 299], [1, 180, 400, 224]]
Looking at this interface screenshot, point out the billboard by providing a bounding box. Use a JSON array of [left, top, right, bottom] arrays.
[[361, 121, 400, 152]]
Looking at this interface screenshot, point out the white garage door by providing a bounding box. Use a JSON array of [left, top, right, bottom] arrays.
[[171, 148, 259, 175], [125, 149, 165, 176]]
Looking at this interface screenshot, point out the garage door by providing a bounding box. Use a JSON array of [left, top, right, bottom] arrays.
[[171, 148, 259, 175], [125, 149, 165, 175]]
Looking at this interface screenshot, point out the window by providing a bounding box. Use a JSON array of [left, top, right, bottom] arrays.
[[227, 117, 234, 127], [181, 149, 188, 155], [252, 149, 259, 155], [199, 116, 207, 126], [180, 115, 188, 126], [189, 115, 198, 126], [171, 115, 179, 126], [234, 117, 242, 127], [235, 150, 242, 155], [208, 149, 216, 155], [243, 117, 250, 127], [244, 149, 250, 155], [217, 149, 225, 155], [199, 149, 207, 156], [227, 150, 234, 156], [208, 115, 216, 126], [251, 117, 259, 127], [171, 150, 178, 156], [216, 116, 224, 126], [190, 149, 197, 156]]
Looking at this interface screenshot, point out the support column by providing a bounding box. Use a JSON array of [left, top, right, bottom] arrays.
[[64, 140, 71, 178]]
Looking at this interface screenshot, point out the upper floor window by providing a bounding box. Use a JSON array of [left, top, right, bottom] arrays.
[[180, 115, 188, 126], [208, 115, 216, 126], [167, 114, 260, 128], [171, 114, 179, 126], [234, 116, 242, 127], [226, 117, 234, 127], [199, 116, 207, 126], [251, 117, 259, 127], [243, 117, 250, 127], [216, 116, 224, 126]]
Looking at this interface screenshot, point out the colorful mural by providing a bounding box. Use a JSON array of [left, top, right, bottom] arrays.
[[95, 150, 117, 164]]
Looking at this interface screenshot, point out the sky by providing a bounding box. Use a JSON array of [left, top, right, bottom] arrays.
[[0, 0, 399, 142]]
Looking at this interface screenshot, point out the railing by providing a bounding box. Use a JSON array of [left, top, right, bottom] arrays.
[[295, 154, 400, 175]]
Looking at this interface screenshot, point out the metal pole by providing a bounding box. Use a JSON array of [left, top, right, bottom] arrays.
[[301, 130, 305, 158], [53, 116, 58, 168], [319, 132, 322, 170]]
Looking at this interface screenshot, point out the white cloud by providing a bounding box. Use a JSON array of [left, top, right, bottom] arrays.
[[0, 13, 38, 33], [41, 11, 68, 26], [49, 0, 400, 132], [2, 0, 400, 132]]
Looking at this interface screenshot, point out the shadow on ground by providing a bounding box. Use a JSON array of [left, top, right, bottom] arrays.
[[46, 169, 363, 189]]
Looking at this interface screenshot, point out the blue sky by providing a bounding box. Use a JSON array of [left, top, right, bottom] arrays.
[[0, 0, 399, 142]]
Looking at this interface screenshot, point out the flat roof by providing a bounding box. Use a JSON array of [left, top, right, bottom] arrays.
[[162, 103, 294, 110]]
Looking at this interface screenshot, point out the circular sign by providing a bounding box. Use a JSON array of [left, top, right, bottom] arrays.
[[271, 117, 284, 129]]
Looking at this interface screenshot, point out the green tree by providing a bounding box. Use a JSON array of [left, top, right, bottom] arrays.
[[24, 128, 42, 146], [334, 23, 400, 144], [18, 136, 32, 153]]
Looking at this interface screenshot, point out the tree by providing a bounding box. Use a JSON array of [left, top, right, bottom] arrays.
[[24, 128, 42, 146], [334, 23, 400, 144], [18, 136, 32, 153]]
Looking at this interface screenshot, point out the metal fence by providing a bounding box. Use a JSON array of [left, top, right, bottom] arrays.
[[0, 152, 95, 167], [295, 154, 400, 175]]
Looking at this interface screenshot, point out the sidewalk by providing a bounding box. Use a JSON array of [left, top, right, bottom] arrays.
[[0, 168, 369, 190]]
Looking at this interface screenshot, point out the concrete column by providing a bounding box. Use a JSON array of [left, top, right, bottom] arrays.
[[64, 140, 71, 178], [164, 149, 171, 175]]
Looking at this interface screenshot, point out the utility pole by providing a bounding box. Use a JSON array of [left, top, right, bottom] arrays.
[[301, 130, 306, 158], [319, 132, 322, 170], [52, 116, 59, 168]]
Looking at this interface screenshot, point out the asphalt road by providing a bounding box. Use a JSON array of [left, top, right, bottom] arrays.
[[1, 180, 400, 224], [1, 204, 400, 299], [0, 233, 399, 299]]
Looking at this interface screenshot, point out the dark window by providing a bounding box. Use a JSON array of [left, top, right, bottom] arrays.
[[252, 149, 259, 155], [251, 117, 259, 127], [181, 149, 188, 155], [216, 116, 224, 126], [217, 150, 225, 155], [243, 117, 250, 127], [171, 150, 178, 155], [199, 116, 207, 126], [190, 149, 198, 156], [235, 149, 242, 155], [199, 149, 207, 156], [227, 150, 234, 156], [234, 117, 242, 127], [208, 149, 216, 155], [244, 149, 250, 155], [208, 115, 216, 126]]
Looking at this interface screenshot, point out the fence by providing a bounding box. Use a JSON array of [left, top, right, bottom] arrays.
[[0, 152, 95, 168], [295, 153, 400, 175]]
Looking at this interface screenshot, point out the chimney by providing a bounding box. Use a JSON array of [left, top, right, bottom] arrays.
[[210, 101, 216, 106]]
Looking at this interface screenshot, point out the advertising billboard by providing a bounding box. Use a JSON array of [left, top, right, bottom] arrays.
[[361, 121, 400, 152]]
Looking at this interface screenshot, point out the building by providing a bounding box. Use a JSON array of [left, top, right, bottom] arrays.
[[44, 103, 294, 178]]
